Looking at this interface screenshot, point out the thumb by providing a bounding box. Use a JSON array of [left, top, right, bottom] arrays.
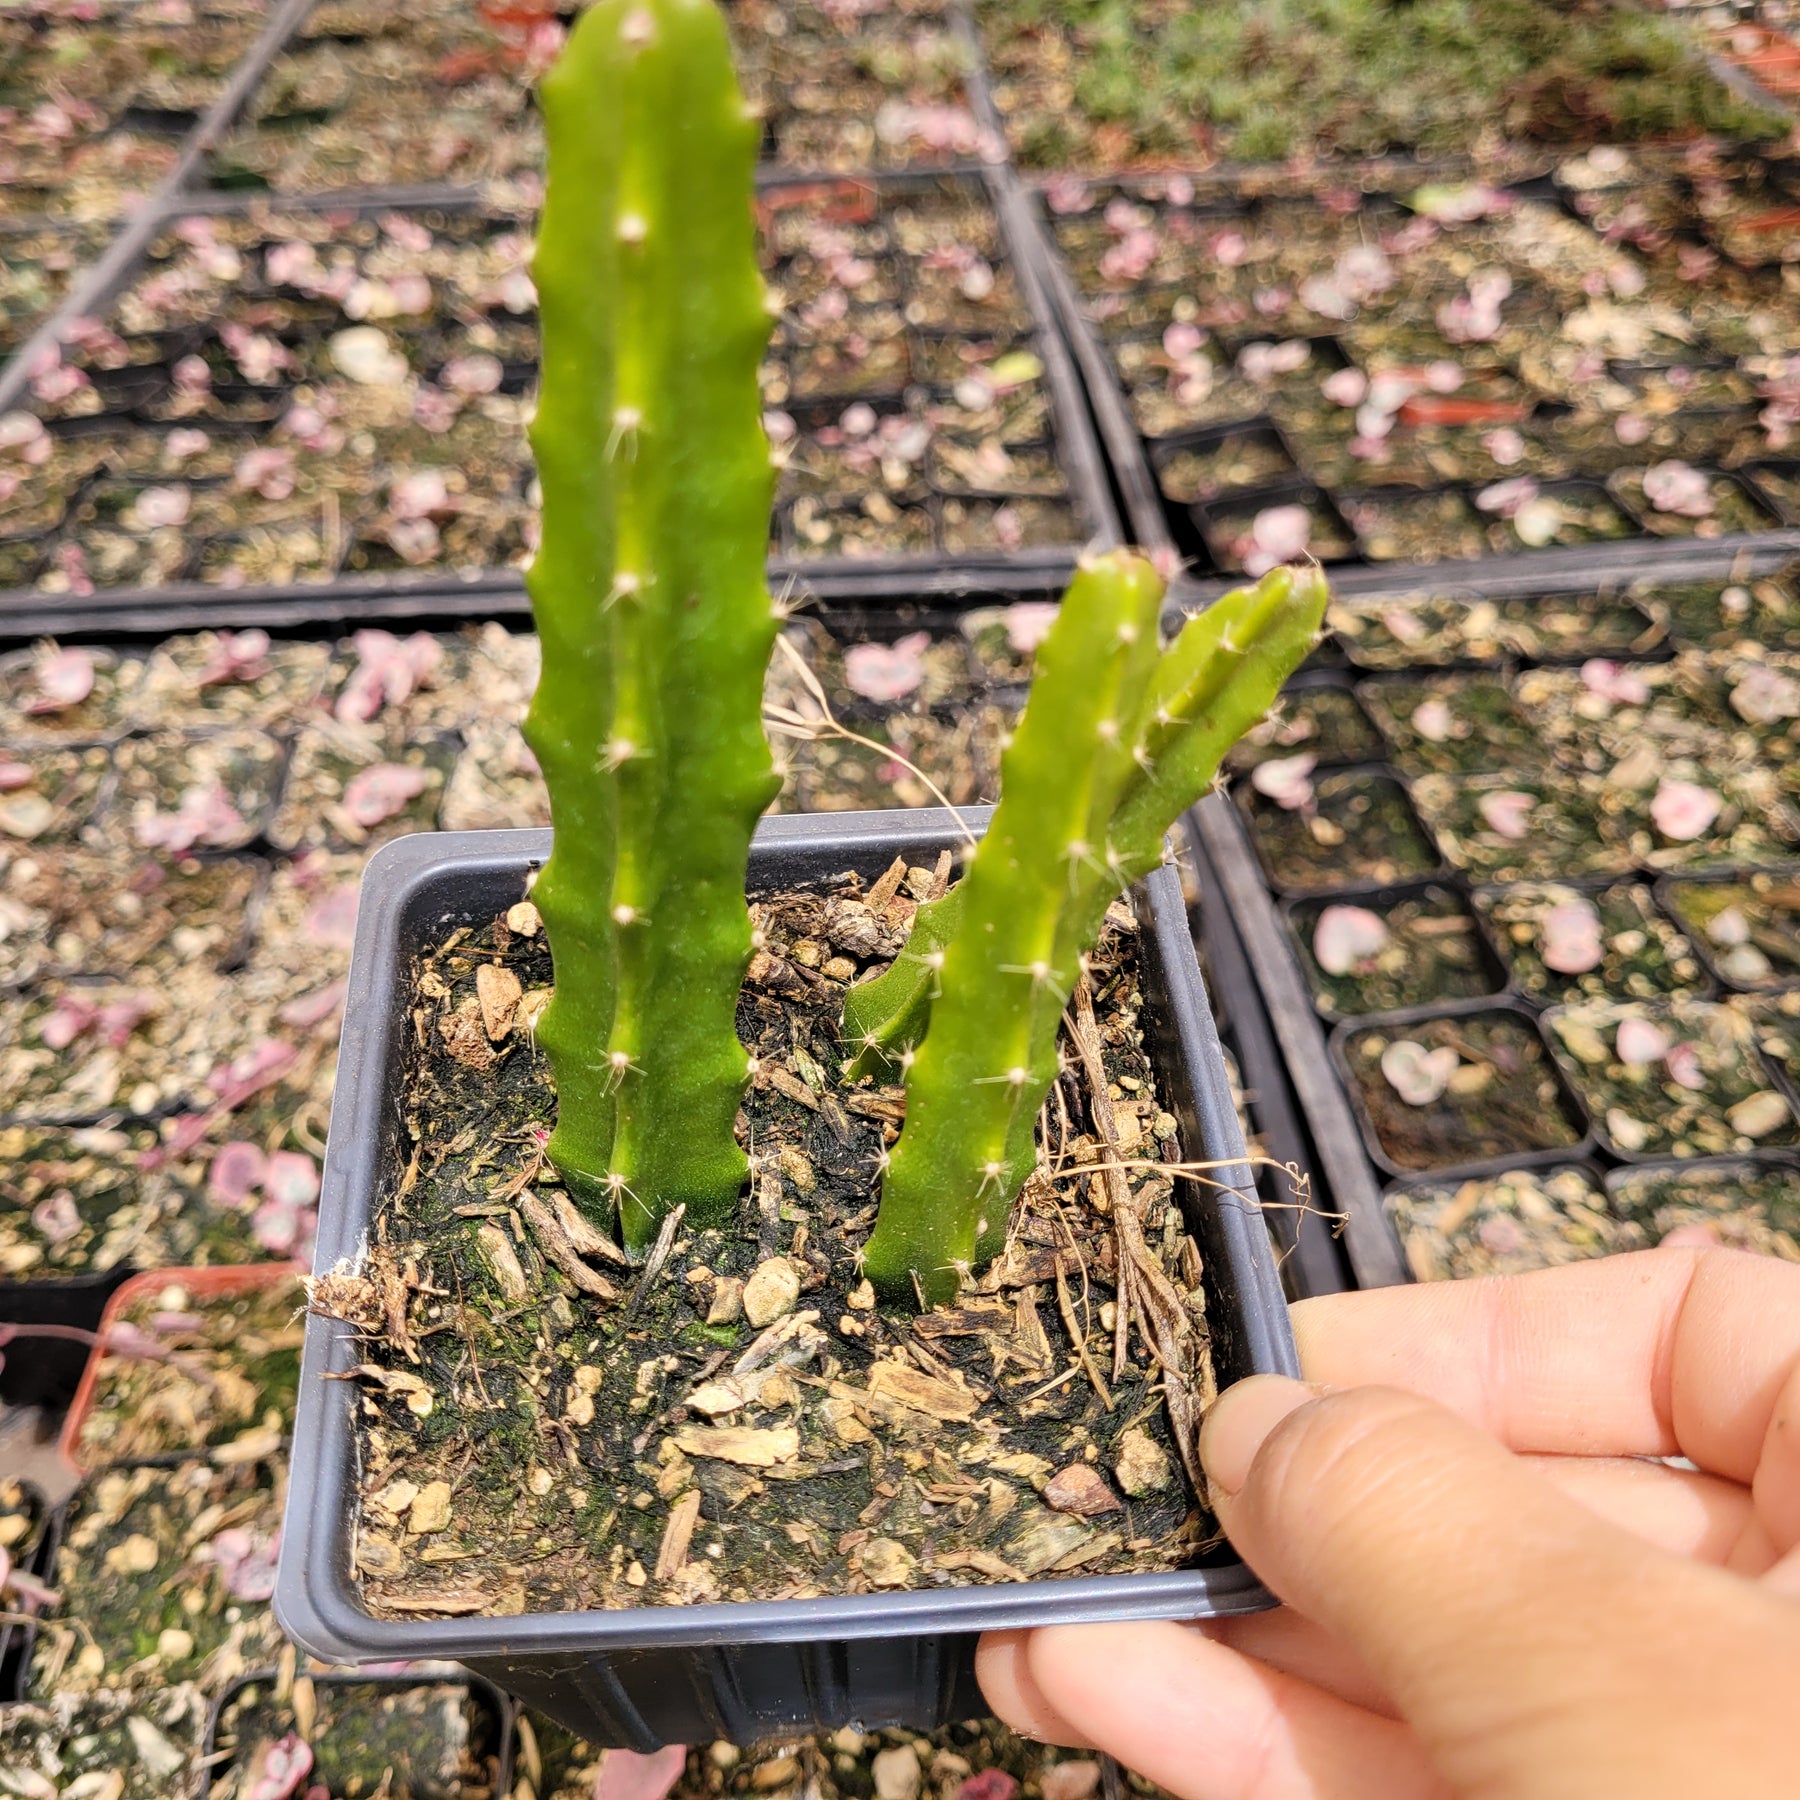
[[1200, 1376, 1800, 1800]]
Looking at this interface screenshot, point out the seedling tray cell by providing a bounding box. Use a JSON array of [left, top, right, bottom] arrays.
[[1357, 669, 1548, 777], [1236, 764, 1443, 899], [26, 1451, 288, 1704], [1334, 999, 1591, 1180], [1606, 1156, 1800, 1259], [1285, 881, 1506, 1022], [1222, 672, 1384, 775], [1383, 1161, 1632, 1282], [1477, 879, 1710, 1007], [1658, 868, 1800, 990], [204, 1666, 513, 1799]]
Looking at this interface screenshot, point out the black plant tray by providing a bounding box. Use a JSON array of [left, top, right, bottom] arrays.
[[201, 1666, 515, 1800], [0, 167, 1118, 616], [1181, 540, 1800, 1288], [1014, 167, 1800, 580], [277, 808, 1299, 1748]]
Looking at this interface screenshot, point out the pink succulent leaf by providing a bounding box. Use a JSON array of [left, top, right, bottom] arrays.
[[1650, 779, 1722, 843], [1477, 789, 1535, 840], [595, 1746, 689, 1800], [1731, 663, 1800, 725], [208, 1038, 299, 1111], [302, 883, 360, 949], [1243, 503, 1312, 577], [92, 994, 153, 1049], [1540, 900, 1605, 974], [1409, 697, 1453, 743], [389, 471, 451, 521], [1312, 904, 1390, 976], [1162, 321, 1206, 359], [844, 632, 930, 702], [233, 447, 296, 501], [1665, 1042, 1706, 1092], [277, 979, 347, 1030], [263, 1150, 320, 1209], [958, 1775, 1020, 1800], [207, 1141, 267, 1210], [26, 646, 95, 713], [210, 1525, 281, 1601], [1640, 460, 1714, 517], [412, 384, 460, 433], [1615, 1017, 1671, 1067], [1478, 1213, 1526, 1255], [441, 352, 503, 396], [1237, 340, 1310, 384], [1483, 427, 1526, 465], [0, 757, 32, 790], [1474, 477, 1539, 518], [134, 781, 248, 854], [1250, 752, 1316, 811], [197, 628, 274, 687], [246, 1734, 314, 1800], [30, 1190, 81, 1245], [1580, 659, 1650, 707], [1380, 1039, 1460, 1106], [250, 1197, 303, 1255], [39, 994, 98, 1050], [1003, 601, 1060, 655], [342, 763, 430, 827], [0, 410, 50, 454]]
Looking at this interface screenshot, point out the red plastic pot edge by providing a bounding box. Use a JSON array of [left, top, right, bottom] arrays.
[[57, 1260, 305, 1475]]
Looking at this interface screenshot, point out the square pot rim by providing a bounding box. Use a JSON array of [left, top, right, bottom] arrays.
[[276, 808, 1297, 1666]]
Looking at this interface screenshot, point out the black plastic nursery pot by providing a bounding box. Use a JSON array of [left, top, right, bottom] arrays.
[[278, 807, 1300, 1749]]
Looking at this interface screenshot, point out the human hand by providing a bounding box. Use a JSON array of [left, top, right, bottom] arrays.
[[979, 1247, 1800, 1798]]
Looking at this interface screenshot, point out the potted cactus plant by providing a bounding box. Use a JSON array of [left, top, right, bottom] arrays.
[[277, 0, 1324, 1749]]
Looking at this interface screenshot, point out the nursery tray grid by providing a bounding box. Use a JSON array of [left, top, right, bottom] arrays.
[[1181, 540, 1800, 1288]]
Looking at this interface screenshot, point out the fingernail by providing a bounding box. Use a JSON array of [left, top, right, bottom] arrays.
[[1199, 1374, 1324, 1499]]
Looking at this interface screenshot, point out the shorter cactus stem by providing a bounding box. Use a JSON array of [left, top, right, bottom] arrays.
[[860, 559, 1325, 1304], [841, 885, 965, 1082]]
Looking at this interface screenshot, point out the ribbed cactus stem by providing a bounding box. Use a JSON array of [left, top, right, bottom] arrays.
[[523, 0, 778, 1251], [861, 559, 1326, 1303]]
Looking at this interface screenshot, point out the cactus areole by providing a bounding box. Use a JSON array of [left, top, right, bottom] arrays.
[[523, 0, 779, 1250]]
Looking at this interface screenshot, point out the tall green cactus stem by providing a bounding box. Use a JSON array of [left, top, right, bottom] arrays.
[[523, 0, 778, 1251], [861, 558, 1326, 1303]]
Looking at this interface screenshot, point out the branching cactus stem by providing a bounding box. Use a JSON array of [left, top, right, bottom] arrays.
[[860, 554, 1327, 1303], [523, 0, 778, 1251]]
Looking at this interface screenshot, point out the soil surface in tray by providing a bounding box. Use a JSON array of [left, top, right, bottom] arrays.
[[72, 1269, 305, 1467], [520, 1715, 1168, 1800], [319, 867, 1220, 1618]]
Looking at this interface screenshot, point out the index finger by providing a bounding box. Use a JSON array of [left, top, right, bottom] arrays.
[[1292, 1246, 1800, 1485]]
